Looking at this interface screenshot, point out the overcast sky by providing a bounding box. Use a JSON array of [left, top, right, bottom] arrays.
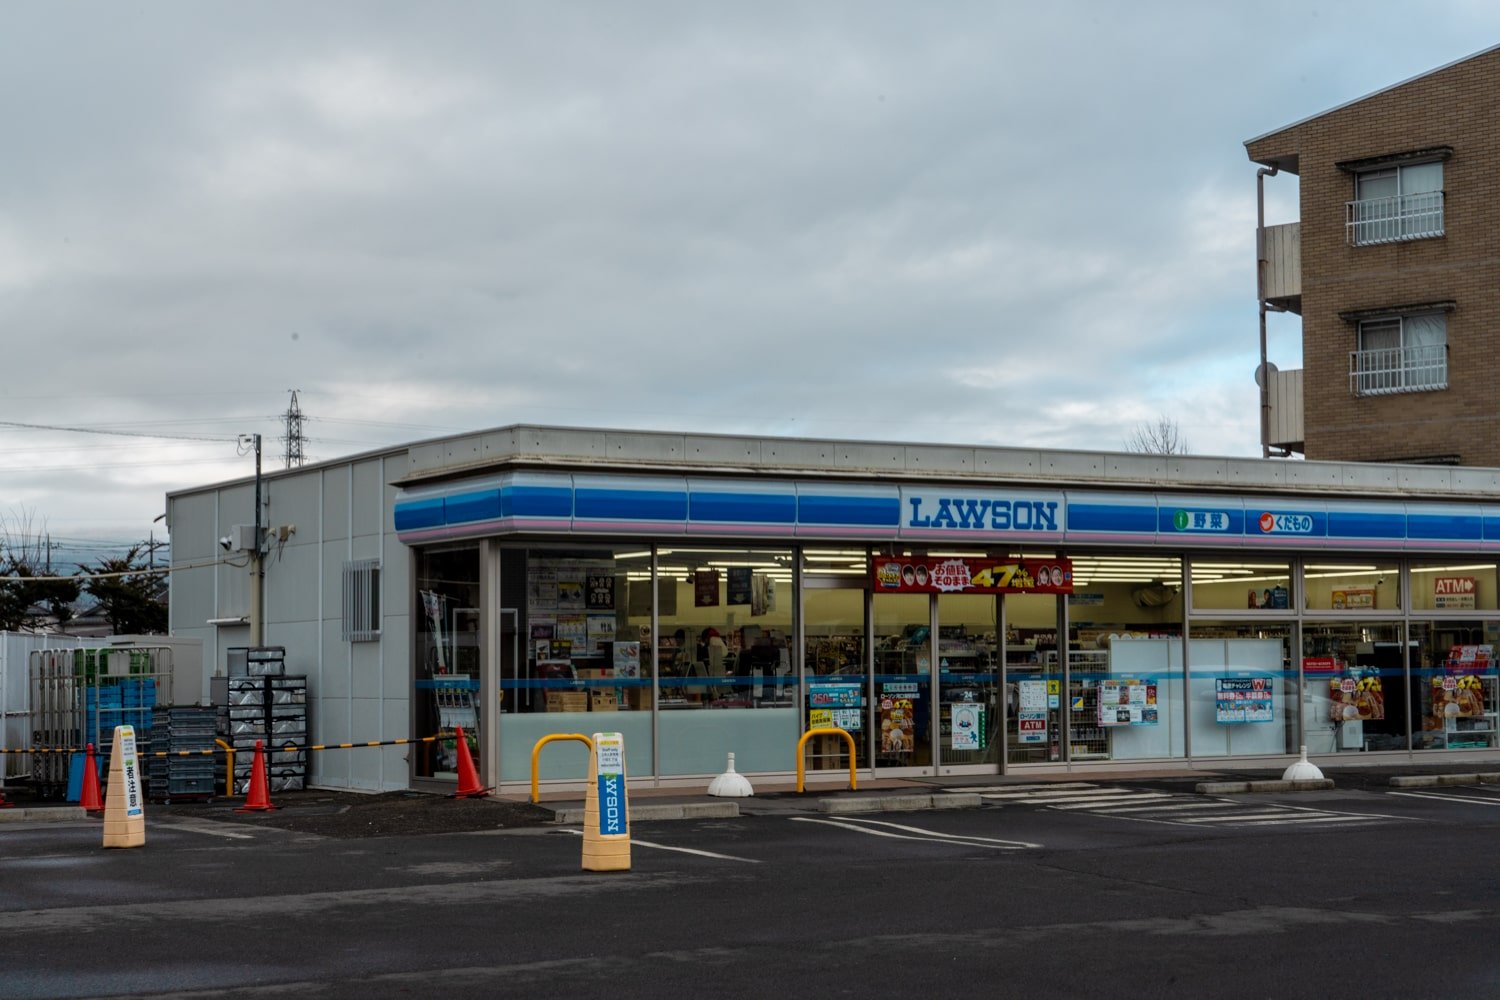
[[3, 2, 1498, 554]]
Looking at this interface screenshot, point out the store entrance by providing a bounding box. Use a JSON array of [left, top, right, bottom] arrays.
[[869, 591, 1002, 773]]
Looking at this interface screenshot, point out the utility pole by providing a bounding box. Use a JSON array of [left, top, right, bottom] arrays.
[[241, 432, 265, 646]]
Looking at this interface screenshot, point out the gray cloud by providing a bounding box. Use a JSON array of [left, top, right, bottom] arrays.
[[3, 2, 1498, 540]]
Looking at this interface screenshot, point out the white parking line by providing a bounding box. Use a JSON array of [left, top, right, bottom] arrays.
[[1049, 793, 1176, 810], [1093, 800, 1230, 813], [558, 829, 759, 863], [1390, 789, 1500, 807], [156, 819, 256, 840], [790, 816, 1037, 849]]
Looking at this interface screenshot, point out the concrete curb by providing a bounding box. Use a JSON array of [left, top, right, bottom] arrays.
[[819, 793, 983, 815], [1195, 779, 1335, 794], [552, 801, 741, 824], [0, 806, 88, 823], [1389, 772, 1500, 788]]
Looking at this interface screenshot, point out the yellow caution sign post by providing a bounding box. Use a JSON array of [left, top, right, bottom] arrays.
[[102, 725, 146, 849], [581, 731, 630, 872]]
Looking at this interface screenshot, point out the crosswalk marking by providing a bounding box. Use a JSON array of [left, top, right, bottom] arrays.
[[952, 782, 1406, 830]]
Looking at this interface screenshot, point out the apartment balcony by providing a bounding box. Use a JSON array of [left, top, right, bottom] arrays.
[[1346, 191, 1444, 246], [1259, 222, 1300, 314], [1266, 367, 1303, 453], [1349, 344, 1448, 396]]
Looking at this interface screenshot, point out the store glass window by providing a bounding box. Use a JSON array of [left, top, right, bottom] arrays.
[[413, 545, 481, 781], [1189, 558, 1292, 611], [498, 546, 653, 782], [1410, 620, 1500, 752], [1301, 622, 1406, 753], [1303, 560, 1401, 612], [655, 547, 798, 775], [803, 548, 870, 771], [1409, 562, 1499, 613], [1063, 554, 1185, 762], [1190, 622, 1294, 758], [1004, 590, 1064, 765]]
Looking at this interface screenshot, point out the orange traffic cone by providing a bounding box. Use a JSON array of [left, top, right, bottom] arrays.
[[80, 743, 104, 815], [235, 740, 278, 812], [450, 726, 489, 799]]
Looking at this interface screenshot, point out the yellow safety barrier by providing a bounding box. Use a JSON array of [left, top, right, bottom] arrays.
[[796, 727, 858, 794], [530, 733, 595, 804], [215, 739, 235, 796]]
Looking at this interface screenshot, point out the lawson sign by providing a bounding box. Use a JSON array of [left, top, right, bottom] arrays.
[[899, 488, 1064, 540]]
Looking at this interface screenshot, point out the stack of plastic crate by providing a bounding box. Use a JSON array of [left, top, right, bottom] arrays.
[[225, 648, 308, 794], [147, 706, 217, 802]]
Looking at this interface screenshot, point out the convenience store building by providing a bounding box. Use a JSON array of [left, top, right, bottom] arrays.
[[165, 425, 1500, 793]]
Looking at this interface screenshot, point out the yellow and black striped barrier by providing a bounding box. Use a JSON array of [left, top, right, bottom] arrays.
[[1, 735, 442, 757]]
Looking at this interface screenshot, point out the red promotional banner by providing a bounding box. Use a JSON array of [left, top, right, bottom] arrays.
[[871, 557, 1073, 595]]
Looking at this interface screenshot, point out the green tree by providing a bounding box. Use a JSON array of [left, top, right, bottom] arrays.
[[82, 545, 167, 635]]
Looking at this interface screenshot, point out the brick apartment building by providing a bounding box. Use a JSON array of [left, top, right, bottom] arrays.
[[1246, 44, 1500, 466]]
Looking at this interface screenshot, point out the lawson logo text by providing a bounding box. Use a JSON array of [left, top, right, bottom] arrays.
[[908, 497, 1059, 532], [599, 773, 624, 835]]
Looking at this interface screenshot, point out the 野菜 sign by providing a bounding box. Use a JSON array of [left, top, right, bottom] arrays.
[[872, 557, 1073, 595]]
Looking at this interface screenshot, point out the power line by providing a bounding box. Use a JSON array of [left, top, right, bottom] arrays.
[[0, 420, 237, 444]]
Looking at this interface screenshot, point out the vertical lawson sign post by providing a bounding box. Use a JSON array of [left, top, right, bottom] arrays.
[[102, 725, 146, 849], [582, 732, 630, 872]]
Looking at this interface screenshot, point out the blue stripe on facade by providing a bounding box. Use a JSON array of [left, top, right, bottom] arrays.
[[574, 487, 685, 522], [511, 485, 575, 519], [1406, 511, 1483, 542], [689, 491, 796, 524], [393, 497, 445, 532], [1067, 502, 1156, 535], [797, 494, 901, 527], [444, 488, 502, 526], [1327, 510, 1405, 540]]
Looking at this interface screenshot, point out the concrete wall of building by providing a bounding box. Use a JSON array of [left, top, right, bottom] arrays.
[[167, 451, 412, 792], [1248, 48, 1500, 466]]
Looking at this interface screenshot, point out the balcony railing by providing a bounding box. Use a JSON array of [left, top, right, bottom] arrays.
[[1348, 343, 1447, 396], [1346, 191, 1444, 245]]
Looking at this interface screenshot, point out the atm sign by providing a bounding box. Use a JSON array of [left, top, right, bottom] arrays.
[[1259, 512, 1313, 534]]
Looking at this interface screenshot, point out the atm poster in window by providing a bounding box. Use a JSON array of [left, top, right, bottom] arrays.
[[879, 683, 917, 753], [1097, 678, 1158, 726], [1017, 679, 1049, 744], [1215, 677, 1274, 723], [809, 679, 864, 732]]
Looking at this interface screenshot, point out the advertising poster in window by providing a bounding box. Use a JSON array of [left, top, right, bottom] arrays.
[[950, 702, 985, 750], [879, 684, 916, 753], [587, 614, 616, 653], [1216, 677, 1274, 723], [612, 640, 641, 679], [587, 573, 616, 611], [1331, 588, 1375, 610], [809, 680, 864, 732], [557, 574, 586, 611], [529, 569, 559, 611], [872, 556, 1073, 595], [556, 614, 588, 653], [1017, 679, 1049, 744], [1329, 670, 1384, 722], [751, 573, 774, 616], [1097, 678, 1159, 726]]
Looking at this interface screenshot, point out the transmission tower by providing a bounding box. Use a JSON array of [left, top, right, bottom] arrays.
[[282, 389, 307, 468]]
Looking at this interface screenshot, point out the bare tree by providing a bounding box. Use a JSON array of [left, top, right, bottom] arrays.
[[1125, 415, 1189, 455], [0, 506, 80, 632]]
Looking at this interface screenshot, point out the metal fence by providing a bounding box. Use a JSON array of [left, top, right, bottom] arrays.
[[27, 647, 175, 799]]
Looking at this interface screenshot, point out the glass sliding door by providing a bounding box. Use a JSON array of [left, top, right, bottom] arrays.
[[937, 593, 1000, 768], [873, 593, 932, 769]]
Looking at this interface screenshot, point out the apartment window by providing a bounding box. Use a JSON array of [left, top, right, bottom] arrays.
[[1346, 160, 1443, 245], [342, 558, 381, 641], [1349, 313, 1447, 396]]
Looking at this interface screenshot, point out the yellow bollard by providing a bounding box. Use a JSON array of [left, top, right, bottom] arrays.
[[102, 725, 146, 849], [581, 731, 630, 872]]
